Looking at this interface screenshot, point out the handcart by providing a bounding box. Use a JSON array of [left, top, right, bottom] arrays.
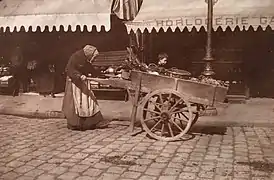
[[88, 70, 228, 142]]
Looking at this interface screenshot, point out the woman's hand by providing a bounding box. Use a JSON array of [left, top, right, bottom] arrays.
[[80, 75, 87, 81]]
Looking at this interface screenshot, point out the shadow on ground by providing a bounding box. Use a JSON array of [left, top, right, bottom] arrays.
[[112, 119, 229, 142], [140, 125, 228, 142], [189, 126, 227, 135], [237, 161, 274, 173]]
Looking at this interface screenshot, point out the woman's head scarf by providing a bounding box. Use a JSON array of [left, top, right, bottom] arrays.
[[83, 45, 99, 63]]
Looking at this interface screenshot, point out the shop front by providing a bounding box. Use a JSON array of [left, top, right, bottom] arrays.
[[124, 0, 274, 101], [0, 0, 130, 95]]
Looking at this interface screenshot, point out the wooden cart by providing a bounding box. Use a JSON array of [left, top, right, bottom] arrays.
[[88, 70, 228, 142]]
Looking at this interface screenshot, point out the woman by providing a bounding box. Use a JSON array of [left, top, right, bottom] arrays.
[[62, 45, 110, 131]]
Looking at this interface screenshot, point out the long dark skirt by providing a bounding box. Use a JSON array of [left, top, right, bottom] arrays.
[[62, 78, 104, 130]]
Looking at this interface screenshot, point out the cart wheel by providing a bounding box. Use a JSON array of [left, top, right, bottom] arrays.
[[141, 89, 193, 141], [176, 103, 200, 128]]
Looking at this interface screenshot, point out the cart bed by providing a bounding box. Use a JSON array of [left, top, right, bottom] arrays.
[[130, 70, 228, 106]]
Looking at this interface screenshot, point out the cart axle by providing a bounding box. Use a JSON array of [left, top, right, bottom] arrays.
[[160, 112, 170, 121]]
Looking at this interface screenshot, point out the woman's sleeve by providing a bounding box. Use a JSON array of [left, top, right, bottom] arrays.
[[66, 56, 82, 81], [89, 65, 101, 77]]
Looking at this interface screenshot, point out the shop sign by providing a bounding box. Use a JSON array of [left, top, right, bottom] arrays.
[[154, 16, 274, 27]]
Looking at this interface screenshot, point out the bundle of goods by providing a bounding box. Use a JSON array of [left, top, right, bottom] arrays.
[[120, 60, 228, 88], [190, 75, 229, 88], [166, 68, 191, 79]]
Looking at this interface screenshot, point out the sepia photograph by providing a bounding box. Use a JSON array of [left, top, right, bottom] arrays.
[[0, 0, 273, 179]]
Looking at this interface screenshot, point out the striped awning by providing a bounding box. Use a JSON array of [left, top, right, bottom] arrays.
[[125, 0, 274, 33], [0, 0, 113, 32]]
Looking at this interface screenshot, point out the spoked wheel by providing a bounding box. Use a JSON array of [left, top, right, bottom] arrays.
[[141, 89, 194, 141]]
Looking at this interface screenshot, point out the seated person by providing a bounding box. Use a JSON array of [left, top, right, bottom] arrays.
[[147, 53, 169, 75], [148, 53, 191, 77]]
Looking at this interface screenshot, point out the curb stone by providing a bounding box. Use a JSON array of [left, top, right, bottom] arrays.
[[1, 109, 274, 127], [0, 109, 65, 119]]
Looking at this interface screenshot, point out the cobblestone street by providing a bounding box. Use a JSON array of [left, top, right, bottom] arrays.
[[0, 115, 274, 180]]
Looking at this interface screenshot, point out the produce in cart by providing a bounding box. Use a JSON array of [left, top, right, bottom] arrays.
[[111, 47, 229, 89]]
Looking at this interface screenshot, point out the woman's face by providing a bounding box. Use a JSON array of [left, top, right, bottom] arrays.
[[88, 50, 99, 63], [158, 57, 167, 66]]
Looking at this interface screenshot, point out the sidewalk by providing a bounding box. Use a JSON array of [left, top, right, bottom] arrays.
[[0, 93, 131, 120], [0, 93, 274, 127]]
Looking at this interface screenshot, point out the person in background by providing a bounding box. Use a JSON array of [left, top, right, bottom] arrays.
[[155, 52, 169, 75], [10, 46, 27, 96], [48, 63, 56, 98], [157, 52, 169, 68], [62, 45, 110, 131], [26, 60, 38, 90]]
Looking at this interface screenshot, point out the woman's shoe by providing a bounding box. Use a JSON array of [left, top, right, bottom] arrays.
[[95, 119, 111, 129], [67, 124, 86, 131]]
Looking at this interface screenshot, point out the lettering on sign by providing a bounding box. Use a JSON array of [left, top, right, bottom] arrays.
[[154, 16, 274, 27], [260, 17, 274, 24]]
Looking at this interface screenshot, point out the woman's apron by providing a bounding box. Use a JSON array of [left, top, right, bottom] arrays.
[[62, 77, 103, 130]]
